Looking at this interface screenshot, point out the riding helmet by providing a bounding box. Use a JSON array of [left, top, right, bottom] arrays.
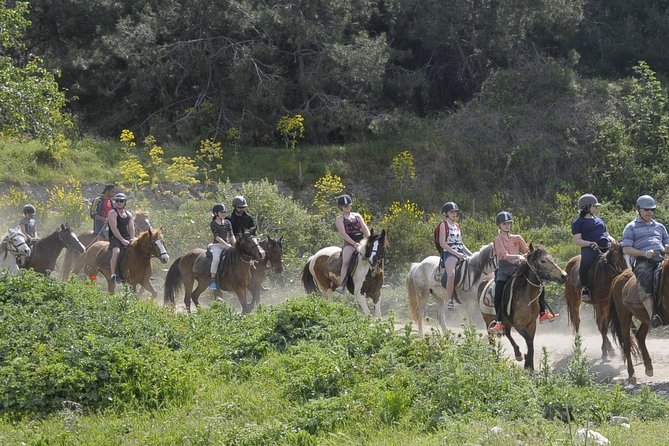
[[23, 204, 36, 214], [338, 194, 353, 207], [495, 211, 513, 225], [636, 194, 657, 210], [441, 202, 459, 214], [232, 196, 248, 208], [113, 192, 128, 201], [577, 193, 600, 210], [212, 203, 226, 214]]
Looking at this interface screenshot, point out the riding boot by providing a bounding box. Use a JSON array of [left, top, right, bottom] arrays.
[[335, 275, 347, 293]]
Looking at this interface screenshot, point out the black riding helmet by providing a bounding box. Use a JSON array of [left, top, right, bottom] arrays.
[[338, 194, 353, 207], [23, 204, 36, 214], [212, 203, 226, 214], [441, 202, 459, 214], [232, 196, 248, 208], [496, 211, 513, 226]]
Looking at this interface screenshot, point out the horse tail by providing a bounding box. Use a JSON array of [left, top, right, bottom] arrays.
[[407, 263, 421, 323], [163, 256, 183, 306], [301, 260, 316, 294]]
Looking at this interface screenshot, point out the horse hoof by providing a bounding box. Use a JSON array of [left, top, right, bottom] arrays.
[[629, 377, 637, 385], [515, 353, 523, 362], [646, 368, 654, 377]]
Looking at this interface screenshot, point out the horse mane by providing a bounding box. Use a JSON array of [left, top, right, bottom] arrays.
[[467, 243, 495, 284], [511, 244, 546, 295], [134, 210, 150, 218]]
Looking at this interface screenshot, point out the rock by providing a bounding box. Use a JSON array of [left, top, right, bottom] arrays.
[[620, 423, 630, 430], [576, 427, 609, 445], [489, 426, 502, 435], [610, 416, 629, 425]]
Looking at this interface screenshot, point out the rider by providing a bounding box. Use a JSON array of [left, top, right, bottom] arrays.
[[209, 203, 235, 290], [226, 196, 255, 236], [437, 202, 472, 311], [94, 183, 116, 240], [19, 204, 39, 244], [571, 193, 615, 302], [621, 194, 669, 328], [108, 192, 135, 284], [489, 211, 558, 334], [335, 194, 370, 293]]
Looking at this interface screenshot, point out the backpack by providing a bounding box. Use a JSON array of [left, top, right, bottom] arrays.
[[89, 196, 102, 219], [433, 220, 459, 255]]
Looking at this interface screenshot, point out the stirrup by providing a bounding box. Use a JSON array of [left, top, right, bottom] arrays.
[[580, 288, 591, 302], [446, 299, 456, 311], [652, 314, 663, 329]]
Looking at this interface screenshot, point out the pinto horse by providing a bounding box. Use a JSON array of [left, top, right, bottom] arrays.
[[609, 260, 669, 384], [21, 224, 85, 275], [406, 243, 497, 337], [301, 229, 387, 315], [247, 236, 284, 310], [0, 228, 31, 276], [61, 210, 153, 280], [563, 241, 628, 361], [83, 229, 169, 296], [163, 228, 265, 313], [479, 244, 567, 370]]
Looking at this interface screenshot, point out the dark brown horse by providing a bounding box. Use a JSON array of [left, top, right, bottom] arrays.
[[61, 210, 152, 280], [478, 244, 567, 370], [163, 228, 265, 313], [247, 236, 284, 310], [21, 224, 86, 275], [609, 261, 669, 384], [82, 229, 169, 297], [563, 241, 629, 361]]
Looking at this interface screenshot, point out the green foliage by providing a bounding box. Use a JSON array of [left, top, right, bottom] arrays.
[[45, 178, 87, 230], [389, 150, 416, 201], [311, 173, 345, 220]]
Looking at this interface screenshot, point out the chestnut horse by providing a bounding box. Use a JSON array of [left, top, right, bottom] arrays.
[[609, 261, 669, 384], [83, 229, 169, 296], [478, 244, 567, 370], [61, 210, 152, 280], [247, 236, 284, 310], [163, 228, 265, 313], [406, 243, 497, 337], [301, 229, 387, 315], [563, 241, 628, 361], [21, 224, 86, 275]]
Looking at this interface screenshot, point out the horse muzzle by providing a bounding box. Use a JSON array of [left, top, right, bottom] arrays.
[[159, 253, 170, 264]]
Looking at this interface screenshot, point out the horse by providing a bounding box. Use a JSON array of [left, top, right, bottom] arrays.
[[247, 236, 284, 310], [609, 259, 669, 384], [406, 243, 497, 337], [21, 224, 86, 275], [301, 229, 388, 315], [478, 244, 567, 370], [83, 228, 169, 297], [563, 241, 629, 361], [163, 228, 265, 313], [61, 210, 153, 280], [0, 228, 31, 276]]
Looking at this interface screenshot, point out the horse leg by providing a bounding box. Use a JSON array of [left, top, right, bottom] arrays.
[[634, 322, 653, 377], [436, 298, 447, 333], [191, 279, 209, 311], [354, 290, 372, 315], [61, 250, 73, 280], [236, 288, 251, 314], [504, 330, 523, 362], [139, 276, 158, 299], [373, 299, 381, 318], [182, 274, 195, 313], [517, 328, 535, 371]]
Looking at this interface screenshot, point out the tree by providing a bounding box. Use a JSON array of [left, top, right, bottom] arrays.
[[0, 2, 70, 143]]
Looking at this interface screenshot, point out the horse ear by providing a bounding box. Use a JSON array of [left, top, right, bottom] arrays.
[[529, 243, 534, 252], [61, 224, 66, 231]]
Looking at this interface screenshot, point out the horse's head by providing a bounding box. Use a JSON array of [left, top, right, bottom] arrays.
[[134, 210, 152, 235], [237, 227, 265, 261], [605, 240, 629, 274], [58, 224, 86, 255], [4, 228, 31, 257], [143, 229, 170, 263], [526, 243, 567, 284], [261, 235, 284, 273], [363, 229, 387, 268], [470, 242, 498, 275]]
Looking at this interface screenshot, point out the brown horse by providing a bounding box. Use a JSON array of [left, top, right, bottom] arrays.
[[61, 210, 152, 280], [21, 224, 86, 275], [358, 259, 385, 317], [83, 229, 169, 296], [563, 241, 629, 361], [609, 261, 669, 384], [247, 236, 284, 310], [478, 244, 567, 370], [163, 228, 265, 313], [301, 229, 387, 315]]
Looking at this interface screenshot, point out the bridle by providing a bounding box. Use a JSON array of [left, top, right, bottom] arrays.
[[3, 232, 30, 258]]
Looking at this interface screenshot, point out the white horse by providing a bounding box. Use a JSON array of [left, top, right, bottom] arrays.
[[0, 228, 32, 276], [301, 229, 387, 316], [407, 243, 497, 337]]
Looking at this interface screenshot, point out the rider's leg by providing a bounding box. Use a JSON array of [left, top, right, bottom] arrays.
[[110, 246, 120, 281], [579, 249, 597, 301], [494, 280, 507, 322], [444, 255, 458, 309], [209, 244, 223, 289], [336, 245, 355, 293], [539, 289, 558, 322]]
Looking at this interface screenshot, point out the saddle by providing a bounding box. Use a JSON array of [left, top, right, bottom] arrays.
[[196, 248, 230, 291], [436, 259, 464, 303]]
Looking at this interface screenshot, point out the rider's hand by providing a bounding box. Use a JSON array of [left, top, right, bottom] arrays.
[[589, 242, 598, 250], [122, 239, 130, 246]]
